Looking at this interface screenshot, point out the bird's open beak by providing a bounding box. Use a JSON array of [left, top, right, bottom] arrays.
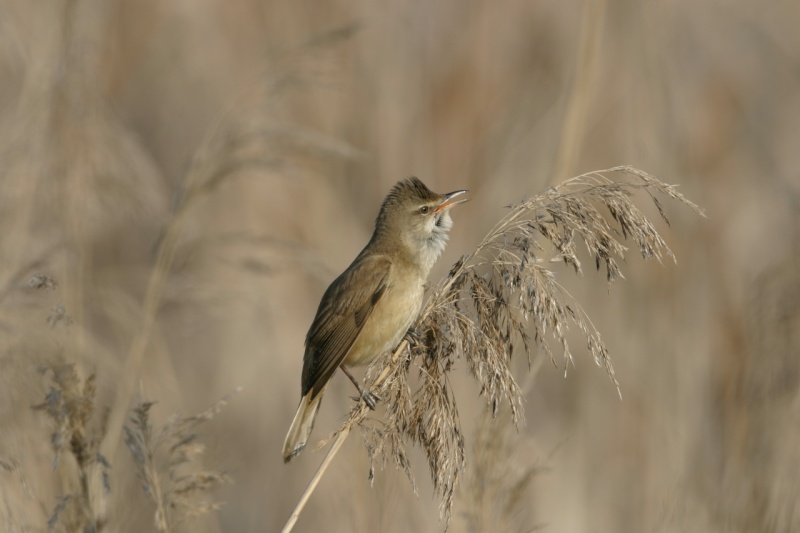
[[434, 189, 469, 213]]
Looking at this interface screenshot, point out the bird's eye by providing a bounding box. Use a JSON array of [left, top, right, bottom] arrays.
[[419, 206, 430, 215]]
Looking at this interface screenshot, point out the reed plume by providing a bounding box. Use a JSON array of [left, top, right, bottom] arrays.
[[286, 166, 704, 530]]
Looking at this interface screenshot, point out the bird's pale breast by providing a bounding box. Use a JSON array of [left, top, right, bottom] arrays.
[[343, 279, 423, 367]]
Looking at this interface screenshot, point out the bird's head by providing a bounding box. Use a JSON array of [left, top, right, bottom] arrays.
[[374, 177, 468, 272]]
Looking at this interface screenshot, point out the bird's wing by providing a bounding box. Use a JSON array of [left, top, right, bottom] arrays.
[[301, 253, 392, 398]]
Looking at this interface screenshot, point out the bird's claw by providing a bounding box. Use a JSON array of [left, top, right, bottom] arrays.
[[352, 390, 380, 410], [404, 327, 422, 348]]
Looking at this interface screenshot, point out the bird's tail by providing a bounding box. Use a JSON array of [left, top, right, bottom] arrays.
[[282, 391, 322, 463]]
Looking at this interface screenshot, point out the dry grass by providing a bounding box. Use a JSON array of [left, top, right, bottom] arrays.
[[291, 167, 704, 529], [23, 360, 237, 533], [124, 392, 238, 532], [33, 364, 109, 533]]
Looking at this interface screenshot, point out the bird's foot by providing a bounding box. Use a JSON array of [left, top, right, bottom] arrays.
[[404, 326, 422, 348], [363, 390, 380, 410], [341, 366, 380, 410], [351, 390, 380, 410]]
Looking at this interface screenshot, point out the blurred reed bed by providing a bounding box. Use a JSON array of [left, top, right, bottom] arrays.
[[0, 1, 799, 532]]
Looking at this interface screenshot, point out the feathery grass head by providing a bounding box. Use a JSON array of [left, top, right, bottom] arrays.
[[123, 390, 239, 532], [326, 167, 705, 526], [32, 364, 110, 533]]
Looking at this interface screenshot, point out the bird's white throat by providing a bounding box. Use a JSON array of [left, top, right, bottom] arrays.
[[417, 210, 453, 274]]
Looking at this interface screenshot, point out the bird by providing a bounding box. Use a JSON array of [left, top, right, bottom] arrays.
[[282, 177, 468, 462]]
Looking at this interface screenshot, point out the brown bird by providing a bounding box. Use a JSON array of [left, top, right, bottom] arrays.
[[282, 178, 467, 462]]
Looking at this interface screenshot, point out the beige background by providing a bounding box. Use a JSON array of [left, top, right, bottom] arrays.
[[1, 1, 799, 532]]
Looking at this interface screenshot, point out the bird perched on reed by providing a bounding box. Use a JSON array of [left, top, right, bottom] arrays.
[[283, 178, 467, 462]]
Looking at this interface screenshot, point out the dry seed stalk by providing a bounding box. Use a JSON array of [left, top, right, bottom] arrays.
[[284, 167, 704, 530]]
